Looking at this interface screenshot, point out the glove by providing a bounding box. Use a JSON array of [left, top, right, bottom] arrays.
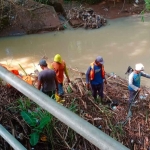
[[86, 83, 90, 90]]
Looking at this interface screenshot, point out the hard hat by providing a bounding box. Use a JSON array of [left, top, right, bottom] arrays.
[[135, 63, 144, 71], [54, 54, 62, 63]]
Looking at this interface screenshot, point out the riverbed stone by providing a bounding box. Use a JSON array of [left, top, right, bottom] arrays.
[[0, 0, 62, 36]]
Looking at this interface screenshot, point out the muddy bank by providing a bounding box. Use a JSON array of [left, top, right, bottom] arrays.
[[85, 1, 145, 19], [0, 0, 63, 37]]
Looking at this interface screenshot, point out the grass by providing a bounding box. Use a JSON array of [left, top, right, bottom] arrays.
[[68, 98, 78, 113], [108, 119, 125, 141]]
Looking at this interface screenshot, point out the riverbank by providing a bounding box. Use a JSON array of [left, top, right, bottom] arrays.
[[1, 67, 150, 149], [0, 0, 146, 37], [85, 1, 145, 19], [0, 0, 63, 37]]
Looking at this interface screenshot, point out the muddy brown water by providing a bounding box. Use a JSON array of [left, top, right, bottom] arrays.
[[0, 14, 150, 86]]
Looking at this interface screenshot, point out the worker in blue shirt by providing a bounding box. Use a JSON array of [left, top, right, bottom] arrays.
[[128, 63, 150, 104]]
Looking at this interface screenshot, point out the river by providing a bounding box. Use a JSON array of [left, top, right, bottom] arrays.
[[0, 14, 150, 86]]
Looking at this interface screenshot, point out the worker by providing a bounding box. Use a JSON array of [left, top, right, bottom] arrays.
[[128, 63, 150, 105], [38, 59, 58, 98], [50, 54, 70, 97], [86, 56, 107, 102]]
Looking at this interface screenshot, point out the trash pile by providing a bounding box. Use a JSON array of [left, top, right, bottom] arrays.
[[65, 7, 107, 29], [63, 68, 150, 150], [1, 67, 150, 150]]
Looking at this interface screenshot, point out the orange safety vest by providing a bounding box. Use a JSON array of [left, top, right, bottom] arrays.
[[90, 62, 105, 80], [51, 61, 66, 83]]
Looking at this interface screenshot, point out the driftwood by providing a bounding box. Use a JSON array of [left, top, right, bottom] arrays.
[[1, 67, 150, 150]]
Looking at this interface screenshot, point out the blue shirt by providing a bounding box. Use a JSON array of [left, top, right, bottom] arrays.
[[128, 71, 150, 91], [86, 64, 103, 85]]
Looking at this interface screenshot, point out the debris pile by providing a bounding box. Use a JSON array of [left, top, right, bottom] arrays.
[[1, 68, 150, 150], [65, 7, 107, 29]]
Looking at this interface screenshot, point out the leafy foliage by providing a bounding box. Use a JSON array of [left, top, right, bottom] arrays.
[[17, 98, 33, 111], [30, 132, 40, 146], [18, 97, 53, 146], [21, 109, 52, 146], [141, 0, 150, 21], [69, 98, 78, 113], [145, 0, 150, 10], [21, 111, 37, 127]]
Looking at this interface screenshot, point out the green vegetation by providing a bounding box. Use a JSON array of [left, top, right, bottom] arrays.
[[145, 0, 150, 10], [34, 0, 50, 5], [109, 120, 125, 141], [19, 64, 28, 76], [17, 98, 33, 111], [16, 97, 54, 146], [6, 94, 81, 148], [21, 110, 52, 146], [68, 98, 78, 113], [67, 85, 72, 93], [141, 0, 150, 21]]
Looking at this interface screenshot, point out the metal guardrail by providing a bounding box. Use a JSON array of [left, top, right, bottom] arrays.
[[0, 66, 130, 150], [0, 124, 27, 150]]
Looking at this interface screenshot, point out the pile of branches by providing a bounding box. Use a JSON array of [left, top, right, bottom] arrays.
[[1, 68, 150, 150], [61, 68, 150, 150]]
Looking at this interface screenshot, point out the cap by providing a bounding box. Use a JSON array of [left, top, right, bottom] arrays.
[[54, 54, 62, 63], [38, 59, 47, 66], [135, 63, 144, 71], [96, 56, 104, 64]]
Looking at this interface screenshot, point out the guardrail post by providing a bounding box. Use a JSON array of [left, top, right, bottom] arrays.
[[0, 124, 27, 150]]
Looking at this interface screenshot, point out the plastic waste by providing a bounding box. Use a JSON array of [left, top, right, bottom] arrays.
[[139, 94, 148, 100], [112, 106, 117, 110], [110, 72, 114, 76], [17, 133, 24, 140], [98, 125, 102, 129], [110, 72, 116, 78], [131, 139, 134, 143]]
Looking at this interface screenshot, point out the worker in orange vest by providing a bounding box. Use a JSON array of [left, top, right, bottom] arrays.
[[50, 54, 70, 97], [86, 56, 107, 102]]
